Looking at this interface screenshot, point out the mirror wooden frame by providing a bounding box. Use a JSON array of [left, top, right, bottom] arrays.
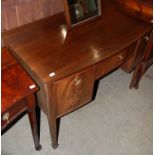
[[63, 0, 102, 30]]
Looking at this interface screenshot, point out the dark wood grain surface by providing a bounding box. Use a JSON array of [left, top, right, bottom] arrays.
[[2, 1, 152, 148], [116, 0, 153, 22], [3, 0, 152, 84], [2, 47, 16, 69], [54, 67, 95, 117], [2, 48, 38, 114]]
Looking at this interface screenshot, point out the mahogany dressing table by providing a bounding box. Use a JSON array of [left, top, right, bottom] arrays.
[[3, 0, 152, 149]]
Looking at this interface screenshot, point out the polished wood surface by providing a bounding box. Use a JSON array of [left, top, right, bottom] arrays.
[[2, 50, 38, 114], [1, 48, 41, 150], [2, 63, 39, 113], [3, 1, 152, 83], [3, 0, 152, 149], [95, 44, 135, 79], [116, 0, 153, 22], [2, 47, 16, 69], [55, 67, 95, 117]]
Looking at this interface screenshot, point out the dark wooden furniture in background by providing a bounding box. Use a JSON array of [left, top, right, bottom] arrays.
[[1, 48, 41, 151], [121, 30, 152, 72], [129, 31, 153, 89], [116, 0, 153, 23], [3, 0, 152, 149], [118, 0, 153, 86]]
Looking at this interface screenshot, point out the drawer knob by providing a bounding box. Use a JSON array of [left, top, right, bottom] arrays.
[[2, 112, 10, 123], [74, 76, 82, 86], [118, 54, 124, 61]]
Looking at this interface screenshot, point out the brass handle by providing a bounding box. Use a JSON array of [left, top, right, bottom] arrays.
[[118, 54, 124, 61], [74, 76, 82, 86], [2, 112, 10, 123], [144, 36, 150, 41]]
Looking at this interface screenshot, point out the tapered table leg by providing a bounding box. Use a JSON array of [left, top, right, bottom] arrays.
[[27, 95, 42, 151], [48, 115, 59, 149]]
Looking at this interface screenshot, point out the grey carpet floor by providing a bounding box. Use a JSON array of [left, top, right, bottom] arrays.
[[1, 67, 153, 155]]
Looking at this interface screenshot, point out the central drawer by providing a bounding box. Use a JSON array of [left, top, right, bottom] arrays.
[[54, 67, 95, 117], [95, 45, 134, 79]]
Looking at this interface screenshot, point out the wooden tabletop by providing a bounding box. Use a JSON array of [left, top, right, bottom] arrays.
[[1, 48, 39, 114], [3, 0, 152, 83], [2, 48, 16, 70]]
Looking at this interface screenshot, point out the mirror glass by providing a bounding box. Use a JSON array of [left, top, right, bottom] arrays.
[[67, 0, 101, 26]]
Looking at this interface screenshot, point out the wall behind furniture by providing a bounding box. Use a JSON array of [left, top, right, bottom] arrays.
[[2, 0, 64, 31]]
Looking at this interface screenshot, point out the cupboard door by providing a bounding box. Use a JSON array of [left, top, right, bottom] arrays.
[[54, 67, 95, 117]]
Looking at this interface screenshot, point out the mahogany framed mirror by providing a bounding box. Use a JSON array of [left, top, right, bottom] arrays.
[[63, 0, 102, 30]]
